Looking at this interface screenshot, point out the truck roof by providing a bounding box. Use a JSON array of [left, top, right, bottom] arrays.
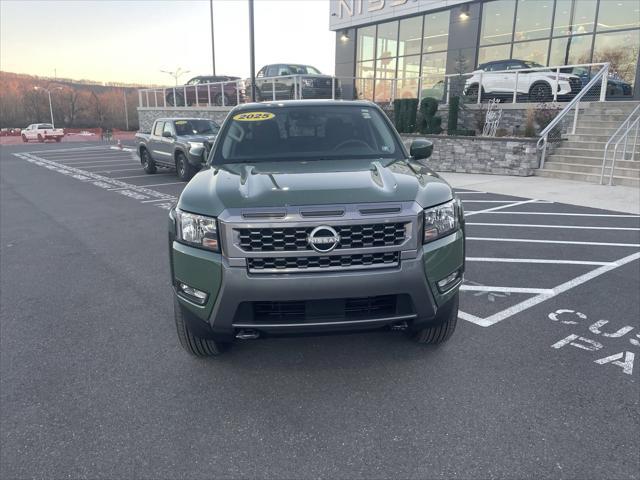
[[233, 99, 376, 111], [154, 117, 213, 122]]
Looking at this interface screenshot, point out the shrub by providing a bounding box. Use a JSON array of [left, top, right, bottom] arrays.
[[393, 98, 419, 133], [447, 96, 460, 133], [524, 105, 536, 137], [419, 97, 442, 134]]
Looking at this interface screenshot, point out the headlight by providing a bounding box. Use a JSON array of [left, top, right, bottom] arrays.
[[188, 141, 204, 149], [176, 209, 219, 251], [302, 78, 314, 87], [423, 200, 458, 243]]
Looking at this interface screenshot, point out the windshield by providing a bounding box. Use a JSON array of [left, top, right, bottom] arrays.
[[287, 65, 321, 75], [212, 105, 402, 164], [173, 119, 219, 135]]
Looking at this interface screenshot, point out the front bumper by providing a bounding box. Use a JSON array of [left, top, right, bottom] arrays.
[[170, 229, 464, 342]]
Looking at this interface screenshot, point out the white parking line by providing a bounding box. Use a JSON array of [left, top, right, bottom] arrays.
[[467, 222, 640, 231], [141, 197, 177, 203], [466, 257, 612, 266], [468, 237, 640, 247], [473, 251, 640, 327], [464, 199, 539, 217], [51, 158, 133, 164], [139, 181, 186, 187], [70, 163, 137, 169], [463, 200, 538, 203], [112, 173, 175, 180], [460, 285, 554, 294], [454, 191, 486, 194], [465, 211, 640, 218], [93, 168, 146, 173]]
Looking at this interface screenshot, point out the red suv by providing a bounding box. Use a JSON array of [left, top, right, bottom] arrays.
[[166, 75, 246, 107]]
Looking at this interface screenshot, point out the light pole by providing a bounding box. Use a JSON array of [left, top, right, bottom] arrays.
[[34, 86, 62, 128], [160, 68, 191, 86], [248, 0, 256, 101], [210, 0, 216, 76]]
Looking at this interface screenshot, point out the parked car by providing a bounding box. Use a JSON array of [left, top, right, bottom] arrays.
[[166, 75, 246, 107], [167, 100, 465, 356], [560, 66, 633, 98], [248, 64, 341, 101], [21, 123, 64, 142], [135, 118, 219, 181], [464, 59, 582, 102]]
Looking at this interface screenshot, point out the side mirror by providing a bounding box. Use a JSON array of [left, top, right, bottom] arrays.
[[162, 130, 173, 138], [409, 138, 433, 160]]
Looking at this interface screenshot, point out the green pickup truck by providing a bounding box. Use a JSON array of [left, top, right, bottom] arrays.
[[168, 100, 465, 356]]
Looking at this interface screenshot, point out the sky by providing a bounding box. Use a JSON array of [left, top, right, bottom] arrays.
[[0, 0, 336, 86]]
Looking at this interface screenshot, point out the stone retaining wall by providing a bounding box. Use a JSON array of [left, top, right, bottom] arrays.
[[402, 134, 539, 176]]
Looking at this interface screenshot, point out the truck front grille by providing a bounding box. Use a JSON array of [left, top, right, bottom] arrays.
[[247, 251, 399, 273], [252, 295, 398, 323], [237, 223, 407, 252]]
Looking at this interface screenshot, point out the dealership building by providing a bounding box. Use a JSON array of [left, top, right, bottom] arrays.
[[330, 0, 640, 100]]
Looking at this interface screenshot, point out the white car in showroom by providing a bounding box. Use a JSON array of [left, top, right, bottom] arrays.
[[464, 59, 583, 102]]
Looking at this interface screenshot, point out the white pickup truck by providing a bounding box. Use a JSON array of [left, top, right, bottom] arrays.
[[21, 123, 65, 143]]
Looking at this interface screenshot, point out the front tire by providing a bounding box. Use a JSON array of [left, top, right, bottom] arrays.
[[21, 134, 28, 143], [529, 82, 552, 102], [411, 293, 459, 344], [176, 152, 194, 181], [174, 298, 225, 357], [214, 93, 231, 106], [140, 149, 157, 174]]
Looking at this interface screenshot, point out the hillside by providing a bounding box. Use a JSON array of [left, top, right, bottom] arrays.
[[0, 71, 160, 130]]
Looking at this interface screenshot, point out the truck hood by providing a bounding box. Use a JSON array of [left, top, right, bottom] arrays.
[[177, 158, 453, 216], [179, 134, 217, 142]]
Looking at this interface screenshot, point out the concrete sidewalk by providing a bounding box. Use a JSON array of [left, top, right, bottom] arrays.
[[438, 172, 640, 214]]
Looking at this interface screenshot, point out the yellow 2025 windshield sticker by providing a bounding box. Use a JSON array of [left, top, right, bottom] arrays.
[[233, 112, 275, 122]]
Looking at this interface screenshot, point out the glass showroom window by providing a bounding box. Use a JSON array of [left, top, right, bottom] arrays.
[[421, 51, 447, 101], [423, 10, 449, 53], [553, 0, 598, 36], [356, 60, 375, 100], [398, 16, 423, 57], [376, 21, 399, 60], [548, 34, 593, 66], [514, 0, 553, 41], [357, 25, 376, 62], [480, 0, 516, 46], [596, 0, 640, 32], [593, 29, 640, 87], [477, 44, 511, 66], [397, 55, 421, 98], [512, 39, 550, 65]]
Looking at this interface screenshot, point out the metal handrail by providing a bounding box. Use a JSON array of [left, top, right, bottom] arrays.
[[536, 63, 610, 168], [601, 106, 640, 185]]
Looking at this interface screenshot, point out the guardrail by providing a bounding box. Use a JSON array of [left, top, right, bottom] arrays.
[[536, 63, 610, 168], [137, 62, 624, 109], [600, 103, 640, 185]]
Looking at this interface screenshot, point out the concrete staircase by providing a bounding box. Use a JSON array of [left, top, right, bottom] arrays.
[[536, 101, 640, 187]]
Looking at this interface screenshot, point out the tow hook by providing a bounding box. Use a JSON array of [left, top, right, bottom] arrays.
[[390, 321, 408, 331], [235, 329, 260, 340]]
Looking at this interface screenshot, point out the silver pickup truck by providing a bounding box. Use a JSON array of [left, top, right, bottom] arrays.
[[135, 118, 220, 181]]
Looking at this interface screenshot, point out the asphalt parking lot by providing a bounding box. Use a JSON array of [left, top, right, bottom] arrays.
[[2, 143, 639, 479]]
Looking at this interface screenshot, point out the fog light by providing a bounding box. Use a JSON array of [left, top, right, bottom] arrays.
[[178, 282, 208, 305], [437, 270, 461, 292]]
